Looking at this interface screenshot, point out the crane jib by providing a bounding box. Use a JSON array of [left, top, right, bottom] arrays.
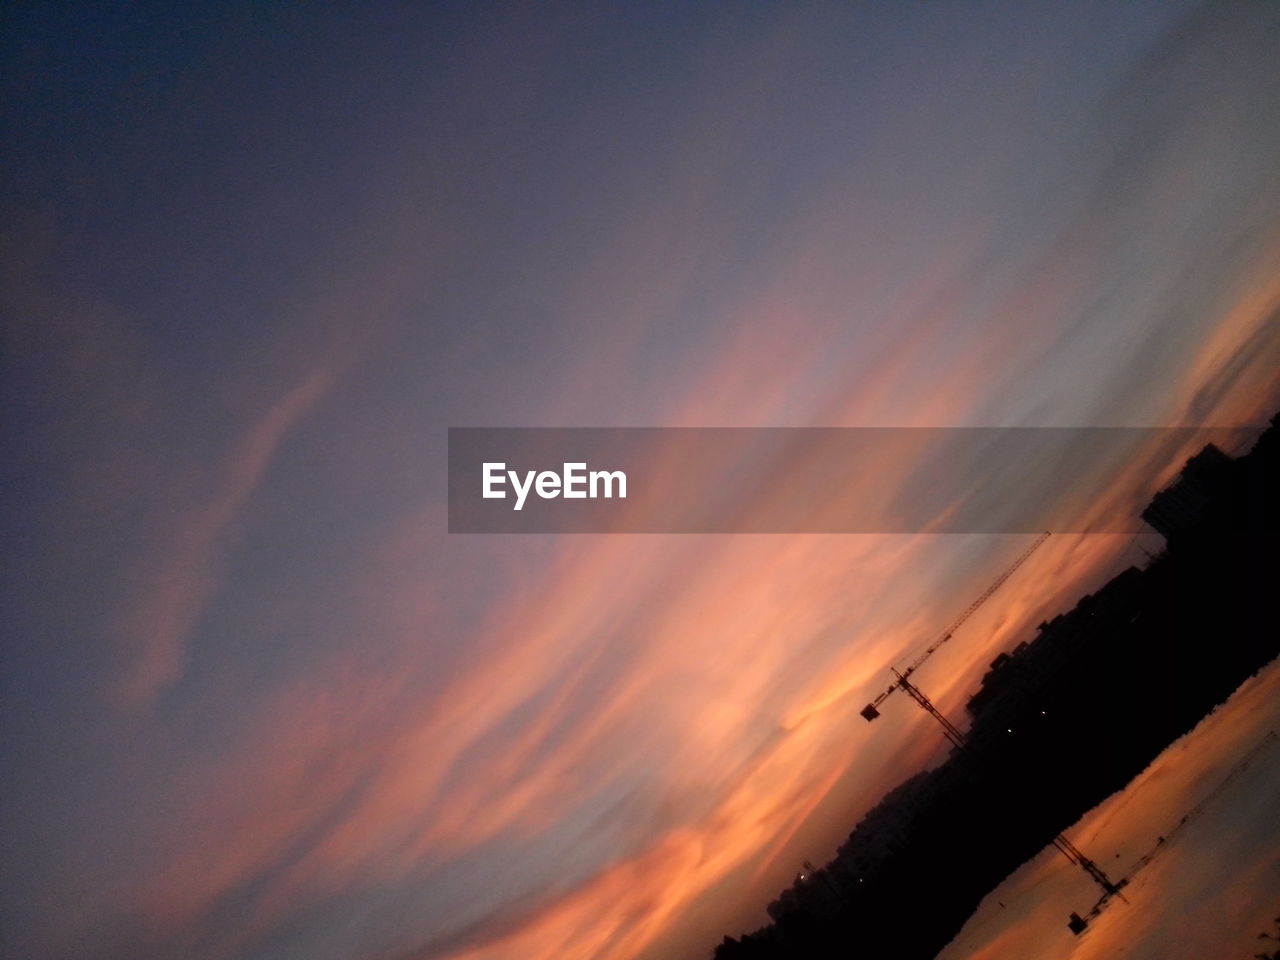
[[861, 532, 1050, 722]]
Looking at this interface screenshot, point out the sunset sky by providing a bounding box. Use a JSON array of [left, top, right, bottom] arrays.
[[3, 3, 1280, 960]]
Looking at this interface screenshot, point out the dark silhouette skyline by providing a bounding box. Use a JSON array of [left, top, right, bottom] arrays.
[[713, 413, 1278, 959]]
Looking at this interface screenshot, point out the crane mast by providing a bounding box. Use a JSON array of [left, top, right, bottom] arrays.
[[862, 532, 1050, 722], [892, 669, 967, 749]]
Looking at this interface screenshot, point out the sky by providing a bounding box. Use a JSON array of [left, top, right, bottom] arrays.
[[3, 3, 1280, 960]]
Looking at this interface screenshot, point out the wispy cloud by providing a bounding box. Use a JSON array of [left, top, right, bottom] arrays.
[[111, 353, 342, 707]]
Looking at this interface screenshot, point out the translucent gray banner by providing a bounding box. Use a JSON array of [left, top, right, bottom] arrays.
[[447, 427, 1220, 533]]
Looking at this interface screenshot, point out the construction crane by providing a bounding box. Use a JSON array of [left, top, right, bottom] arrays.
[[1067, 729, 1278, 934], [861, 531, 1050, 722], [861, 531, 1124, 901]]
